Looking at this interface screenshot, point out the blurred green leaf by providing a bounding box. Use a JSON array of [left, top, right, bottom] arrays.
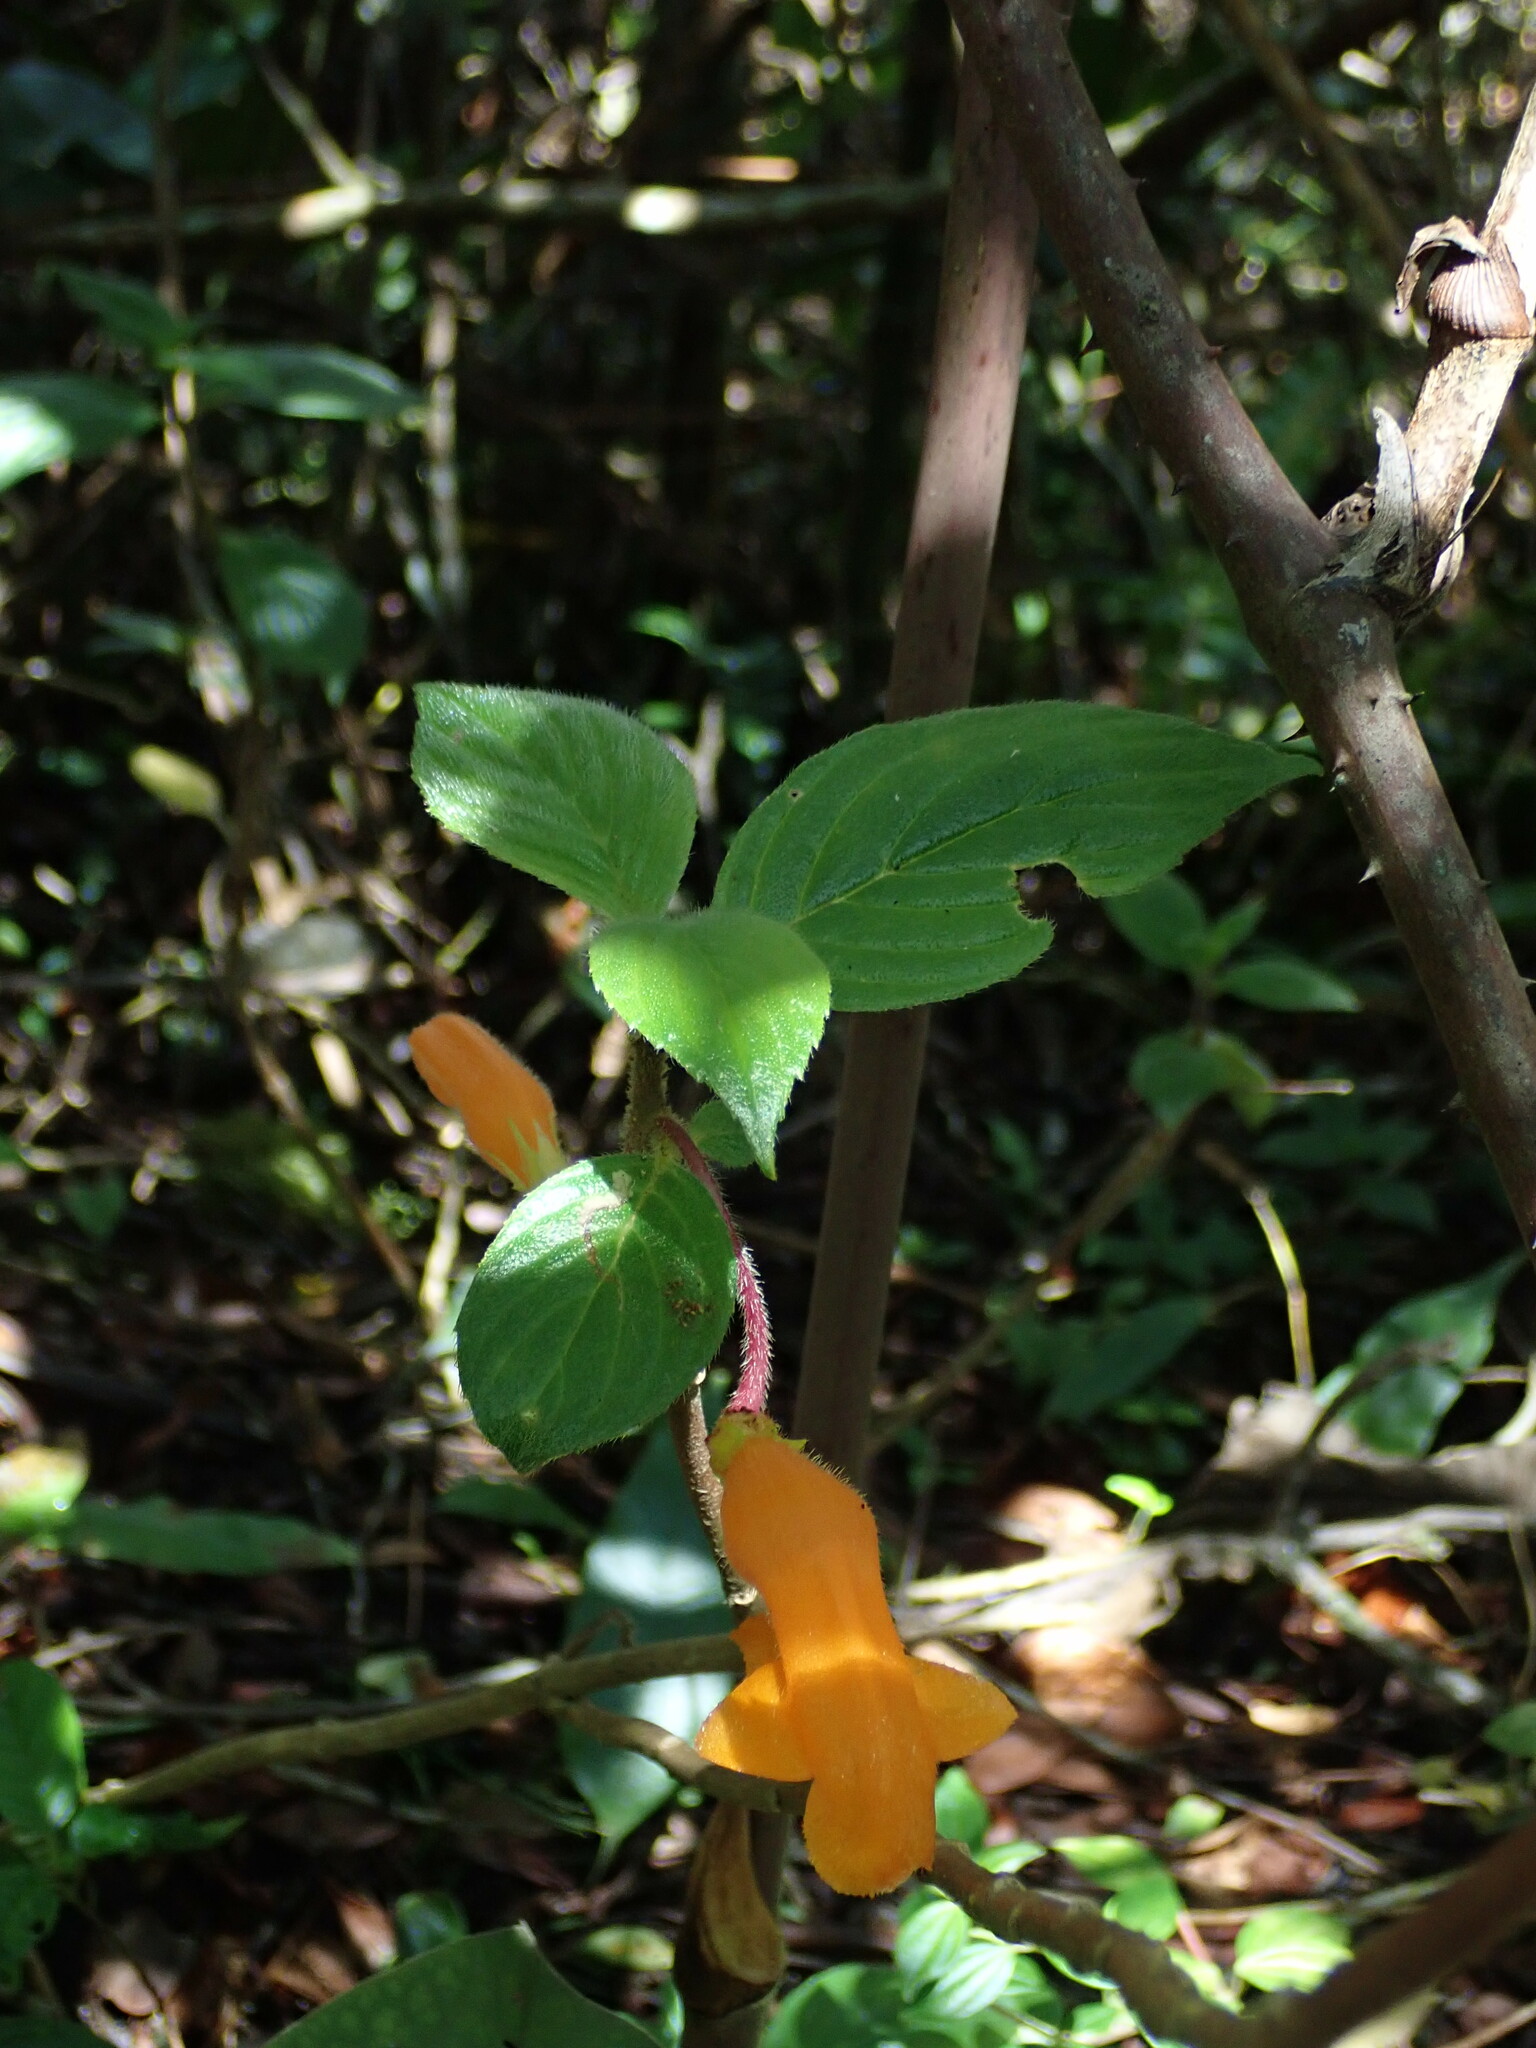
[[1482, 1701, 1536, 1757], [0, 1848, 61, 1993], [1044, 1297, 1209, 1424], [579, 1924, 675, 1972], [1232, 1905, 1351, 1992], [1053, 1836, 1182, 1939], [934, 1766, 989, 1852], [58, 267, 196, 353], [1130, 1029, 1274, 1128], [218, 528, 368, 681], [1162, 1793, 1225, 1840], [0, 374, 156, 489], [0, 1661, 85, 1834], [62, 1173, 127, 1244], [0, 2019, 100, 2047], [1102, 874, 1211, 974], [1318, 1254, 1523, 1456], [1216, 955, 1360, 1012], [0, 58, 150, 172], [560, 1426, 731, 1847], [67, 1806, 241, 1860], [184, 344, 412, 420], [433, 1477, 589, 1539], [394, 1890, 470, 1959], [0, 1443, 88, 1542], [48, 1498, 357, 1573]]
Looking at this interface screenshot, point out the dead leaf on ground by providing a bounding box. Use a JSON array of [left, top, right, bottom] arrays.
[[965, 1714, 1121, 1796], [1170, 1815, 1334, 1902]]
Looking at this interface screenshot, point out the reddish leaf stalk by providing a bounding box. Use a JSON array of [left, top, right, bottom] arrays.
[[658, 1116, 774, 1413]]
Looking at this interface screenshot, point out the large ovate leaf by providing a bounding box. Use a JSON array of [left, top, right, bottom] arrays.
[[713, 704, 1314, 1010], [561, 1425, 731, 1844], [218, 528, 368, 680], [0, 374, 156, 490], [0, 1662, 84, 1835], [264, 1924, 655, 2047], [589, 907, 830, 1174], [183, 344, 412, 421], [457, 1153, 735, 1468], [413, 684, 697, 919], [1316, 1254, 1523, 1457]]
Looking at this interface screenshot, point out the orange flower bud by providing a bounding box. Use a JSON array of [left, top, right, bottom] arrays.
[[408, 1013, 565, 1192], [697, 1415, 1013, 1896]]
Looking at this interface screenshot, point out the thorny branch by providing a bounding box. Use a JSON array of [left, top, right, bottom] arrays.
[[950, 0, 1536, 1266]]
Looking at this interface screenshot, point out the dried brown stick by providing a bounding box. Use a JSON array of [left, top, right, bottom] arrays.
[[950, 0, 1536, 1262], [792, 52, 1038, 1477]]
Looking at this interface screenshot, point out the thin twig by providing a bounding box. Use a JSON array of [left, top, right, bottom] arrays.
[[1199, 1142, 1314, 1389], [558, 1701, 804, 1815], [87, 1633, 743, 1808]]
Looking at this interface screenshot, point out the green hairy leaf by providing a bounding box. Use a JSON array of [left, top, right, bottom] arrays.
[[413, 684, 697, 919], [589, 907, 831, 1174], [714, 703, 1314, 1009], [264, 1924, 655, 2046], [0, 374, 157, 490], [0, 1661, 85, 1835], [457, 1153, 736, 1468]]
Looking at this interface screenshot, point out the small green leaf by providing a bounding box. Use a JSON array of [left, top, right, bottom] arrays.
[[62, 1173, 128, 1244], [433, 1477, 589, 1538], [934, 1766, 989, 1852], [923, 1942, 1017, 2021], [1482, 1701, 1536, 1757], [895, 1898, 972, 1994], [1043, 1298, 1209, 1424], [50, 1499, 357, 1574], [561, 1427, 731, 1845], [458, 1154, 735, 1469], [1232, 1905, 1351, 1992], [0, 1444, 89, 1542], [263, 1924, 656, 2046], [67, 1805, 242, 1860], [1216, 955, 1360, 1012], [1102, 875, 1211, 974], [1104, 1473, 1175, 1520], [687, 1099, 758, 1170], [59, 267, 196, 354], [129, 745, 225, 821], [394, 1890, 470, 1959], [1130, 1029, 1274, 1128], [1318, 1254, 1523, 1457], [763, 1960, 1012, 2048], [1053, 1836, 1182, 1940], [1162, 1793, 1225, 1841], [218, 528, 368, 681], [0, 374, 157, 490], [0, 1662, 85, 1834], [589, 908, 830, 1174], [580, 1925, 675, 1972], [714, 703, 1315, 1010], [413, 684, 697, 920], [182, 345, 413, 421]]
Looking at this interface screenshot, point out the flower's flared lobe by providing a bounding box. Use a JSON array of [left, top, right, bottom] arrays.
[[408, 1013, 565, 1191], [696, 1418, 1013, 1896]]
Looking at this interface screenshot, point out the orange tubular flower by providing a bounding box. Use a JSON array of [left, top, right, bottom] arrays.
[[696, 1415, 1014, 1897], [408, 1013, 565, 1192]]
